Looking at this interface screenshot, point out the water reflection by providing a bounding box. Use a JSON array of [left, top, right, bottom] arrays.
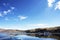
[[0, 33, 59, 40], [26, 34, 60, 40], [14, 35, 57, 40]]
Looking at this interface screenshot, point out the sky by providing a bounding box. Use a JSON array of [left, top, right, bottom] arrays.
[[0, 0, 60, 30]]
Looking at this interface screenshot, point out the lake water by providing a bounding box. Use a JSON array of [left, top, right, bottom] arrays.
[[14, 35, 57, 40], [0, 33, 59, 40]]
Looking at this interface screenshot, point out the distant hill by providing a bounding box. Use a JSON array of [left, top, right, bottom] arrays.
[[0, 29, 25, 35], [25, 26, 60, 33], [0, 26, 60, 36]]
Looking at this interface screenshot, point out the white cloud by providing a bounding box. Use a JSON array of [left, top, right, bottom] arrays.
[[47, 0, 55, 7], [23, 24, 60, 30], [3, 3, 6, 6], [3, 11, 8, 15], [2, 3, 15, 16], [3, 9, 11, 15], [31, 24, 48, 27], [0, 13, 3, 17], [0, 24, 59, 30], [11, 7, 15, 10], [3, 6, 15, 16], [47, 0, 60, 10], [30, 24, 49, 28], [20, 24, 51, 30], [1, 24, 49, 30], [55, 1, 60, 10], [7, 10, 11, 13], [18, 16, 28, 20], [3, 3, 7, 6], [3, 3, 9, 6]]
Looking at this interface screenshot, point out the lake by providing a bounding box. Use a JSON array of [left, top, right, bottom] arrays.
[[0, 33, 59, 40]]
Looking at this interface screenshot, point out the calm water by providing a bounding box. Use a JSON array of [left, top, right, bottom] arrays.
[[0, 33, 59, 40], [14, 35, 57, 40]]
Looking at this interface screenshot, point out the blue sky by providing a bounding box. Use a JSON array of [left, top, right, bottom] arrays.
[[0, 0, 60, 30]]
